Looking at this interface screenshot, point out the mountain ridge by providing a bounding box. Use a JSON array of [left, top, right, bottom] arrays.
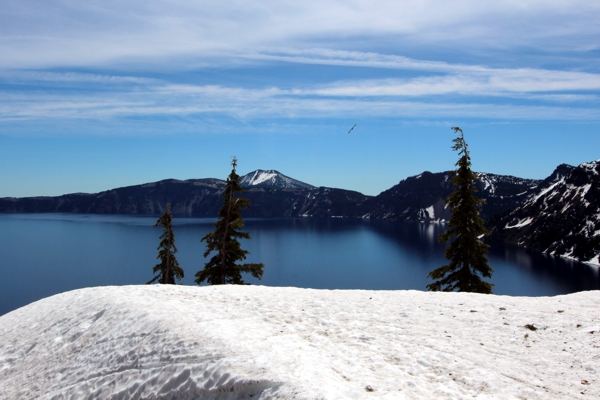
[[4, 164, 600, 263], [489, 160, 600, 264], [0, 168, 540, 219], [0, 170, 369, 218], [358, 171, 541, 222]]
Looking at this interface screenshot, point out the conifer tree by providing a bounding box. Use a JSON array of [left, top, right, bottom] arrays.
[[195, 157, 264, 285], [427, 127, 493, 293], [148, 203, 184, 284]]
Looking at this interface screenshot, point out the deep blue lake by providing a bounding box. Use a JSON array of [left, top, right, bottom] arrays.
[[1, 213, 599, 316]]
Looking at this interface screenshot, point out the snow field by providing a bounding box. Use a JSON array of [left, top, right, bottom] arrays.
[[0, 285, 599, 399]]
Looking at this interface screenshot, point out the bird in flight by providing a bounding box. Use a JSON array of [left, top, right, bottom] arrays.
[[347, 124, 357, 134]]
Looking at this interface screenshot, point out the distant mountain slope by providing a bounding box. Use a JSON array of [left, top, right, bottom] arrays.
[[360, 171, 541, 222], [489, 161, 600, 264], [240, 170, 314, 190], [243, 186, 370, 218], [4, 163, 600, 264], [0, 172, 369, 218], [0, 169, 541, 221], [0, 178, 226, 215]]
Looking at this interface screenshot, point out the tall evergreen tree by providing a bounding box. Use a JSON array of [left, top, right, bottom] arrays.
[[148, 203, 184, 284], [195, 157, 264, 285], [427, 127, 493, 293]]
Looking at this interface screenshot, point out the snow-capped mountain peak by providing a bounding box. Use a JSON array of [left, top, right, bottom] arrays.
[[240, 170, 314, 190]]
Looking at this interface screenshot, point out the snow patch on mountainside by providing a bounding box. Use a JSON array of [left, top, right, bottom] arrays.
[[585, 254, 600, 268], [505, 217, 533, 229], [240, 170, 314, 190], [1, 285, 599, 399], [529, 178, 565, 205], [425, 205, 435, 219], [245, 170, 279, 186], [477, 172, 497, 195]]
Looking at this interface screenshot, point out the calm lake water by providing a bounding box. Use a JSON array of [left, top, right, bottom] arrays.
[[1, 214, 599, 316]]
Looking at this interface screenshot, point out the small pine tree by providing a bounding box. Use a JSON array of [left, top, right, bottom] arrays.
[[195, 157, 264, 285], [427, 127, 493, 293], [148, 203, 184, 284]]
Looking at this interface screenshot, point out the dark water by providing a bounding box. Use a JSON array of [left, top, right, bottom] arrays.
[[1, 214, 598, 316]]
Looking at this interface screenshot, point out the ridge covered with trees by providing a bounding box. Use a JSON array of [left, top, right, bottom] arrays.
[[0, 170, 539, 221]]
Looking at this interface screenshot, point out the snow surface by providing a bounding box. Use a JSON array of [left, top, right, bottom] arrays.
[[1, 285, 599, 399]]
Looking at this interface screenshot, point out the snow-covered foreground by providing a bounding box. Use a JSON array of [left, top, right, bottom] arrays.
[[1, 286, 599, 399]]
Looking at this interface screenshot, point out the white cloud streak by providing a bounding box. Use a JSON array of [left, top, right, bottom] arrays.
[[1, 1, 599, 129], [1, 78, 599, 123], [0, 70, 157, 86], [2, 48, 600, 125], [298, 72, 600, 97], [1, 1, 599, 69]]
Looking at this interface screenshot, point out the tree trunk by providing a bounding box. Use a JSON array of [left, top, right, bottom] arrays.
[[165, 247, 171, 284], [220, 187, 233, 284]]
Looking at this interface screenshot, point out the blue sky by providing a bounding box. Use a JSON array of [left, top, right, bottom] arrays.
[[1, 1, 600, 197]]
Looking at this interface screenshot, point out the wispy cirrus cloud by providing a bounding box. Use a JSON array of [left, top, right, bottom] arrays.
[[0, 70, 157, 85], [248, 48, 600, 95], [244, 48, 480, 74], [2, 45, 599, 126], [293, 73, 600, 97], [1, 1, 599, 69], [2, 79, 599, 123], [1, 0, 599, 130], [5, 50, 600, 103]]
